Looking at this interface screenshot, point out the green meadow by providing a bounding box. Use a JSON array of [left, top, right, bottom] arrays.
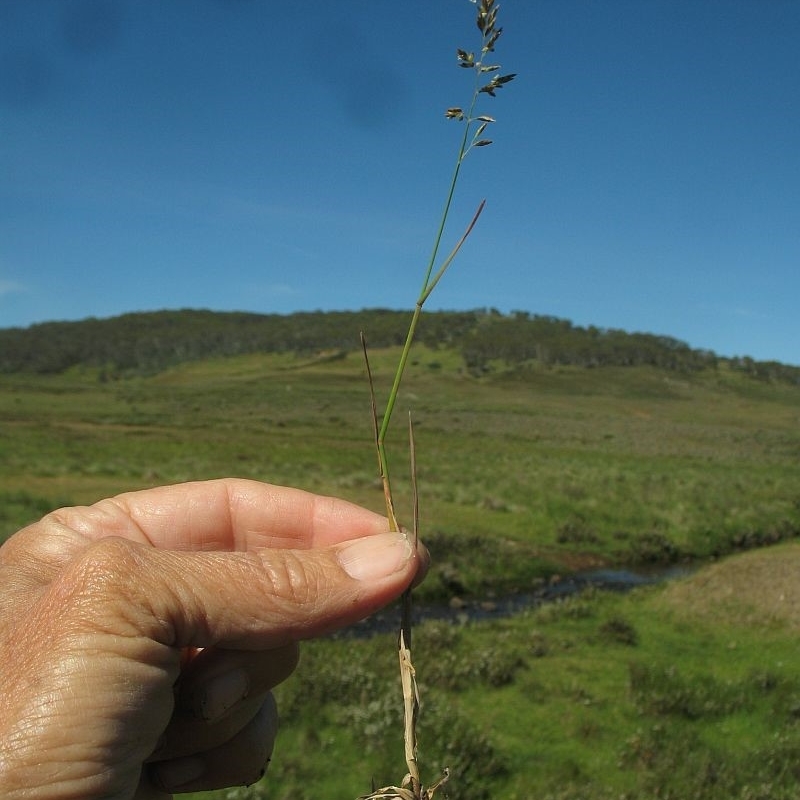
[[2, 341, 800, 798]]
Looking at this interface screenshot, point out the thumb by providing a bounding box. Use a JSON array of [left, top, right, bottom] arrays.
[[67, 531, 419, 649]]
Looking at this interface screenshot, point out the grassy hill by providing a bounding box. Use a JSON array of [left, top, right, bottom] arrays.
[[2, 311, 800, 798], [2, 308, 798, 384]]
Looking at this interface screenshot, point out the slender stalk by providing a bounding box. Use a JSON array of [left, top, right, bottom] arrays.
[[417, 98, 474, 297]]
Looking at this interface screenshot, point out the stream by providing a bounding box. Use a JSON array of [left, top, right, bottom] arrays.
[[338, 563, 694, 638]]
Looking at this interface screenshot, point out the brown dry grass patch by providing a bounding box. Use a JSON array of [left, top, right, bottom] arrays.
[[658, 542, 800, 630]]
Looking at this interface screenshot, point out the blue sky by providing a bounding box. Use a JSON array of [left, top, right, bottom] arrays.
[[2, 0, 798, 365]]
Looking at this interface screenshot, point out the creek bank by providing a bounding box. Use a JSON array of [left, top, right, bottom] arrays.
[[338, 563, 694, 639]]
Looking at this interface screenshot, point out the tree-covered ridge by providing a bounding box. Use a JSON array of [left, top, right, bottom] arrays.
[[0, 308, 797, 384]]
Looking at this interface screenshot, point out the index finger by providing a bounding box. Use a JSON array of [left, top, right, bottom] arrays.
[[53, 478, 390, 552]]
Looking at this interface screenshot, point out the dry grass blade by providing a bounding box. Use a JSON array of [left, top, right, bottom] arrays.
[[360, 331, 399, 532], [402, 412, 419, 648], [399, 630, 420, 796]]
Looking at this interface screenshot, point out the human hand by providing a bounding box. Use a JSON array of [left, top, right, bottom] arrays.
[[0, 479, 426, 799]]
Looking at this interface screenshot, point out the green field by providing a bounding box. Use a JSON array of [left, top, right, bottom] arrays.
[[2, 344, 800, 798]]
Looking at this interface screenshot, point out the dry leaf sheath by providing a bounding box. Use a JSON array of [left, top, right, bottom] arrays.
[[358, 2, 514, 798]]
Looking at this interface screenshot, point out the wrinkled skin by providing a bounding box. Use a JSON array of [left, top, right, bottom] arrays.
[[0, 479, 426, 799]]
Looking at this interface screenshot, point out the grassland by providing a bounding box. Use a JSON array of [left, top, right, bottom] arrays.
[[3, 347, 798, 583], [257, 547, 800, 800], [1, 345, 799, 798]]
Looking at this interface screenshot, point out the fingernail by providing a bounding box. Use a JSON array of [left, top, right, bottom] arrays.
[[197, 668, 250, 722], [154, 755, 206, 791], [338, 532, 413, 582]]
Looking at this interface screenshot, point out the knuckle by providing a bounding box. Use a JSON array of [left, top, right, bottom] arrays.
[[67, 537, 142, 595], [50, 537, 147, 628], [262, 550, 327, 612]]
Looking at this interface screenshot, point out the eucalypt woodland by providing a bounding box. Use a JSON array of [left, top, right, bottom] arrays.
[[359, 3, 514, 799]]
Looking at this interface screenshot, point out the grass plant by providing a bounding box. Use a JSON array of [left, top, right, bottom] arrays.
[[357, 3, 514, 798]]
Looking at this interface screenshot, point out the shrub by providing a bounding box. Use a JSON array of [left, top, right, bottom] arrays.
[[628, 663, 749, 720], [599, 615, 639, 646]]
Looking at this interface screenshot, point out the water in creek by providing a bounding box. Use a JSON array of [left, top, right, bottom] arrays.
[[337, 563, 694, 639]]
